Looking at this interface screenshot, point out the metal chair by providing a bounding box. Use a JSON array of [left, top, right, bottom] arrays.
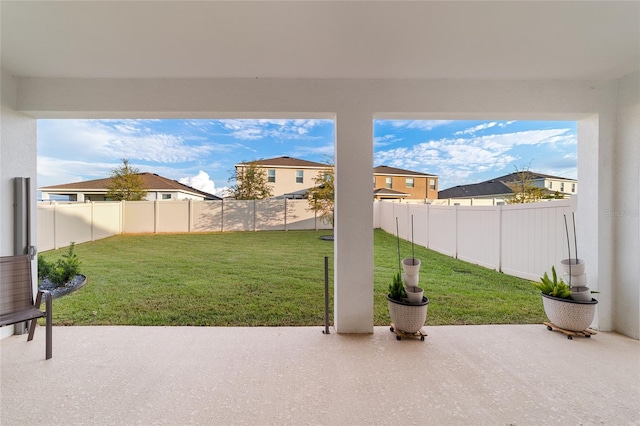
[[0, 255, 52, 359]]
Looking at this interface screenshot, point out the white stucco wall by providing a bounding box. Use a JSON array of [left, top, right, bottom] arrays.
[[1, 70, 38, 338], [612, 71, 639, 339], [4, 75, 638, 337]]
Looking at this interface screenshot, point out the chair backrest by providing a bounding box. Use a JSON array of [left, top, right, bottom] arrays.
[[0, 255, 34, 316]]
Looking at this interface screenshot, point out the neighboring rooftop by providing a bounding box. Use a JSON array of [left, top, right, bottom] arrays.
[[373, 188, 411, 198], [374, 165, 437, 177], [439, 181, 514, 199], [237, 156, 330, 169], [439, 171, 574, 199], [488, 171, 576, 183], [39, 172, 220, 200]]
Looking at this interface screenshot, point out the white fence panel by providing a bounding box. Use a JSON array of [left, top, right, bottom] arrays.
[[409, 206, 429, 249], [501, 200, 575, 281], [123, 201, 155, 233], [37, 204, 56, 251], [92, 202, 122, 239], [191, 201, 222, 232], [428, 205, 457, 257], [53, 203, 93, 248], [456, 206, 500, 270], [222, 200, 254, 232], [157, 201, 190, 233], [255, 199, 287, 231]]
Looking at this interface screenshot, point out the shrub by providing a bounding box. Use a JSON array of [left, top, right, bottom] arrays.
[[39, 243, 81, 287]]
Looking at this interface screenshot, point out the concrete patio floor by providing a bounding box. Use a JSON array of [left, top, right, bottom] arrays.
[[1, 325, 639, 425]]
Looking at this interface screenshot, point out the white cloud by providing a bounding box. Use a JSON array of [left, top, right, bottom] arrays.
[[220, 119, 331, 140], [384, 120, 454, 131], [38, 119, 215, 164], [179, 171, 218, 195], [455, 121, 498, 135], [374, 134, 401, 147], [374, 127, 574, 189]]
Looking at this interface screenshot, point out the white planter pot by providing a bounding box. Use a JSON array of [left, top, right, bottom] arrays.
[[387, 295, 429, 333], [563, 273, 587, 287], [570, 287, 592, 302], [405, 286, 424, 304], [561, 258, 585, 276], [402, 273, 419, 287], [541, 293, 597, 331], [402, 258, 421, 276]]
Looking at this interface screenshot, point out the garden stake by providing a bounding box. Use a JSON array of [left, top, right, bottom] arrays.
[[564, 214, 572, 281], [322, 256, 330, 334], [396, 217, 401, 273], [573, 212, 578, 262], [411, 214, 415, 265]]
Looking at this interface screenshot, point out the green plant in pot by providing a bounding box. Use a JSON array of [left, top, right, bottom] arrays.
[[534, 265, 597, 332], [533, 266, 571, 299], [388, 272, 406, 302]]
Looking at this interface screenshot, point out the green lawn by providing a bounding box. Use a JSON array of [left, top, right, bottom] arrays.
[[40, 229, 546, 326]]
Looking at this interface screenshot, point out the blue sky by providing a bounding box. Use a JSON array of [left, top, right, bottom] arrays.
[[37, 119, 576, 197]]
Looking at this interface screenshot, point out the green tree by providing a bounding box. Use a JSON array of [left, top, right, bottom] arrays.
[[106, 159, 147, 201], [504, 164, 546, 204], [307, 166, 335, 228], [227, 161, 273, 200]]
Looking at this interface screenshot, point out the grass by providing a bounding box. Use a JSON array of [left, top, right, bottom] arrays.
[[39, 229, 546, 326]]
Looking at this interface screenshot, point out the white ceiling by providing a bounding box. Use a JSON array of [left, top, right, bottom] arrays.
[[2, 1, 639, 81]]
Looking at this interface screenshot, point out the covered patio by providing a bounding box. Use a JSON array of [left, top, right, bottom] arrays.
[[1, 2, 639, 423], [2, 325, 638, 424]]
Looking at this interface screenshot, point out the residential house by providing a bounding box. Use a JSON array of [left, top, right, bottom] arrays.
[[374, 166, 438, 201], [234, 156, 331, 199], [39, 172, 220, 202], [438, 171, 577, 204]]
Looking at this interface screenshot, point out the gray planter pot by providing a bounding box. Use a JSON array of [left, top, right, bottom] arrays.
[[387, 294, 429, 333]]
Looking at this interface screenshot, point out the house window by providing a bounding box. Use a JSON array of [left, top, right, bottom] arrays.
[[549, 182, 553, 189], [560, 182, 565, 192], [296, 170, 303, 184], [571, 183, 576, 192], [267, 169, 276, 183], [162, 194, 171, 200], [406, 178, 414, 188], [386, 177, 392, 189], [429, 179, 436, 190]]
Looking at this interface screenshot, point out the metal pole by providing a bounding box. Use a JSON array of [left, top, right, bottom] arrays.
[[323, 256, 330, 334]]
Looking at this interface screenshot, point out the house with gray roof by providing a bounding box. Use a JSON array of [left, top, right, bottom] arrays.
[[439, 171, 576, 204]]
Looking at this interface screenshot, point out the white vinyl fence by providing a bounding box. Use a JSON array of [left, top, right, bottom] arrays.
[[37, 199, 331, 251], [38, 198, 575, 282], [376, 198, 577, 281]]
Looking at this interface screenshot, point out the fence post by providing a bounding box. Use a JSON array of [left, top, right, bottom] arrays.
[[253, 199, 257, 232], [53, 201, 58, 250], [154, 200, 159, 233], [90, 201, 95, 241], [284, 198, 288, 231], [221, 199, 224, 233], [188, 199, 193, 233], [454, 204, 459, 259], [497, 204, 503, 272]]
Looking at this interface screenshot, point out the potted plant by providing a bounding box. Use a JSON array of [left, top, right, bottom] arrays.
[[533, 266, 597, 332], [387, 218, 429, 334], [387, 272, 429, 334]]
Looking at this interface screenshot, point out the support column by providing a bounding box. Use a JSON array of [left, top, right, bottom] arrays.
[[334, 112, 374, 333]]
